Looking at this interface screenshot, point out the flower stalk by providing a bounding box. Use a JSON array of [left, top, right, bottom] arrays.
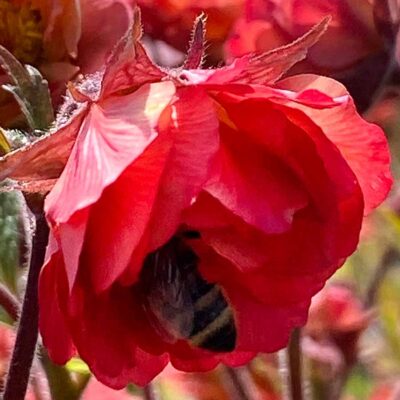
[[3, 203, 49, 400], [223, 367, 252, 400], [143, 383, 158, 400], [287, 328, 305, 400]]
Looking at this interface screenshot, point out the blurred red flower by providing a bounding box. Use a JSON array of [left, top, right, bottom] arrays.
[[369, 381, 400, 400], [82, 378, 139, 400], [226, 0, 382, 71], [157, 364, 280, 400], [137, 0, 244, 63], [0, 13, 391, 389], [0, 0, 135, 126], [157, 365, 233, 400], [225, 0, 396, 112], [305, 284, 372, 366]]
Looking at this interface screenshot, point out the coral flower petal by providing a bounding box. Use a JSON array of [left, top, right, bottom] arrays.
[[276, 74, 393, 214], [145, 86, 220, 251], [46, 81, 175, 225], [39, 255, 75, 364], [205, 119, 309, 234], [78, 86, 219, 292], [66, 280, 169, 389], [44, 82, 174, 290]]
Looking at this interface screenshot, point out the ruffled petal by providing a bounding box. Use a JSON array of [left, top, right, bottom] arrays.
[[81, 136, 173, 292], [205, 119, 308, 234], [39, 255, 75, 364], [225, 283, 309, 353], [275, 74, 393, 214], [57, 209, 90, 291], [78, 86, 219, 292], [212, 86, 364, 256], [145, 86, 220, 251], [92, 348, 169, 389], [46, 81, 175, 225], [186, 196, 336, 305], [210, 91, 337, 224], [185, 87, 366, 304], [170, 352, 255, 373], [66, 280, 168, 388]]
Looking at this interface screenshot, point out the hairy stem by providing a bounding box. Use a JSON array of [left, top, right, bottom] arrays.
[[3, 210, 49, 400]]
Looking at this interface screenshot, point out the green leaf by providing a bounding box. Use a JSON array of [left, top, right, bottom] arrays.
[[0, 45, 54, 132], [0, 191, 23, 293]]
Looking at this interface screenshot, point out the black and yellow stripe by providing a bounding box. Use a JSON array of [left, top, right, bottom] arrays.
[[139, 234, 237, 353], [187, 273, 236, 352]]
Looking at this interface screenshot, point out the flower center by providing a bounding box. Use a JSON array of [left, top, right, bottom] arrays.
[[0, 1, 44, 64]]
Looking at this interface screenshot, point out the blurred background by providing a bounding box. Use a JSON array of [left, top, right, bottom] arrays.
[[1, 0, 400, 399]]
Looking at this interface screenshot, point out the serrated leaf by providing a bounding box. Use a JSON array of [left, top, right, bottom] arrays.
[[0, 45, 54, 132]]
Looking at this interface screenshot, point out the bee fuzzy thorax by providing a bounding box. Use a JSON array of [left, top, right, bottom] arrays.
[[138, 234, 237, 353]]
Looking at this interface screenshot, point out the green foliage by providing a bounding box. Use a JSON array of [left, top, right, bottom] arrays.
[[0, 45, 54, 133], [0, 191, 22, 294], [344, 366, 374, 399], [126, 383, 142, 396]]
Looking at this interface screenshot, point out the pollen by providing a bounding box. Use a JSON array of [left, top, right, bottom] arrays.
[[0, 0, 44, 64]]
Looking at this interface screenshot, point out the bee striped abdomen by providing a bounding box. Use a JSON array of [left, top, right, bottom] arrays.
[[139, 235, 237, 353], [189, 284, 236, 352]]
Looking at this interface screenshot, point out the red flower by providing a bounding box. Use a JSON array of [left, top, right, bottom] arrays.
[[370, 382, 400, 400], [226, 0, 382, 71], [137, 0, 244, 63], [0, 13, 391, 388], [305, 284, 372, 365], [82, 378, 139, 400]]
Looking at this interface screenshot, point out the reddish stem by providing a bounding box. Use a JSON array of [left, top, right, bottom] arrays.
[[288, 329, 304, 400], [3, 211, 49, 400], [143, 384, 158, 400], [224, 367, 252, 400]]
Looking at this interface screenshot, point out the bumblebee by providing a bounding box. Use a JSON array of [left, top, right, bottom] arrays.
[[138, 234, 236, 352]]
